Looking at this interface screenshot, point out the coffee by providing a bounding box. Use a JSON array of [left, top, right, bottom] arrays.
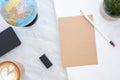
[[0, 61, 24, 80]]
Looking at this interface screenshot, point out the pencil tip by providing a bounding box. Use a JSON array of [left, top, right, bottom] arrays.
[[110, 41, 115, 47], [112, 43, 115, 47]]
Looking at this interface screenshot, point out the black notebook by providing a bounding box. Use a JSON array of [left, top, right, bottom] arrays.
[[0, 27, 21, 56]]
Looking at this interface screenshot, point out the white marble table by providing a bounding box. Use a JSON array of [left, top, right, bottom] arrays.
[[0, 0, 67, 80]]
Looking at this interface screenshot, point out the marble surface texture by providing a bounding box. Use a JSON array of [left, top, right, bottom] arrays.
[[0, 0, 67, 80]]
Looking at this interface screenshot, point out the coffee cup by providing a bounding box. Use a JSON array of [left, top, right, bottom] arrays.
[[0, 61, 24, 80]]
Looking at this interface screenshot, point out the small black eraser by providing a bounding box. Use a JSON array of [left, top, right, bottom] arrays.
[[40, 54, 53, 69]]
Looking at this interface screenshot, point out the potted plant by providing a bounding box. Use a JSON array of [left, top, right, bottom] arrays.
[[101, 0, 120, 20]]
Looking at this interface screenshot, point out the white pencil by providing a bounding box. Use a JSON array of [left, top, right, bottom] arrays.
[[80, 10, 115, 47]]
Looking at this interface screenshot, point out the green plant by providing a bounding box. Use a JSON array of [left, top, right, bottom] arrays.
[[104, 0, 120, 17]]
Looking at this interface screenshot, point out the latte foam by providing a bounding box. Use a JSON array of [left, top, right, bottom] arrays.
[[0, 61, 20, 80]]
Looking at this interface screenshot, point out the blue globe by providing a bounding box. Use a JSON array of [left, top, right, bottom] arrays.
[[0, 0, 37, 27]]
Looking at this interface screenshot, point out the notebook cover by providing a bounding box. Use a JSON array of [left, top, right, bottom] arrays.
[[59, 15, 98, 67], [0, 27, 21, 56]]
